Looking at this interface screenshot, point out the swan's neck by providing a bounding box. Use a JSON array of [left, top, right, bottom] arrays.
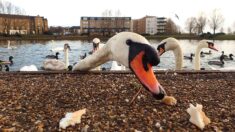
[[194, 46, 202, 70], [173, 47, 183, 70], [64, 49, 69, 68], [73, 46, 111, 71]]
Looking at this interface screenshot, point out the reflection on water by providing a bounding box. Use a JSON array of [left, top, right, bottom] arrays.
[[0, 39, 234, 71]]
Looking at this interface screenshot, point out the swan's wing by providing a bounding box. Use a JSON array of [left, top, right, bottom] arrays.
[[43, 59, 65, 70]]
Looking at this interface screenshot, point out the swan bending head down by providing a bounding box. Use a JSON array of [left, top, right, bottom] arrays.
[[73, 32, 166, 100]]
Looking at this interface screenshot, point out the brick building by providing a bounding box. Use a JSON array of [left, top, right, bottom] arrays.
[[80, 16, 132, 36], [133, 16, 167, 35], [0, 14, 48, 35]]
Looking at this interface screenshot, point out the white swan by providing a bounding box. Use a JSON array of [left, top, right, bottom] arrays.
[[43, 43, 71, 71], [92, 38, 126, 71], [20, 65, 38, 71], [157, 37, 183, 70], [73, 32, 176, 105], [194, 40, 218, 70], [157, 39, 218, 70], [7, 40, 17, 50], [50, 40, 64, 52]]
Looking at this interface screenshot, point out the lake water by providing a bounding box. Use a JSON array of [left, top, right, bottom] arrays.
[[0, 39, 235, 71]]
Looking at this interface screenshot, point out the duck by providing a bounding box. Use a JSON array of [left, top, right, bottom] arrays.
[[184, 53, 194, 61], [0, 65, 10, 72], [0, 56, 14, 66], [202, 50, 212, 55], [208, 58, 225, 67], [157, 37, 183, 70], [46, 52, 60, 59], [200, 51, 205, 57], [73, 32, 177, 105], [4, 65, 9, 71], [7, 40, 17, 50], [224, 54, 233, 61], [43, 43, 72, 71], [157, 39, 218, 70], [20, 65, 38, 71], [50, 40, 64, 52]]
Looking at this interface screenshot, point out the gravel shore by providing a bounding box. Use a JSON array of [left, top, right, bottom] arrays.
[[0, 71, 235, 131]]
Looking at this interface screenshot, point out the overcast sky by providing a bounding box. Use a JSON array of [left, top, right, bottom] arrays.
[[7, 0, 235, 32]]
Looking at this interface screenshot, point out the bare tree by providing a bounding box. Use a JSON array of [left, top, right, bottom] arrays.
[[5, 1, 14, 14], [0, 1, 26, 15], [195, 12, 207, 34], [165, 18, 178, 34], [115, 9, 121, 17], [185, 17, 197, 34], [209, 9, 224, 35], [220, 27, 224, 33], [233, 21, 235, 34], [227, 27, 232, 34], [0, 0, 5, 13]]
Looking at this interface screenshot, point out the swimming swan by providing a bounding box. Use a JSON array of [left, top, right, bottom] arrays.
[[43, 43, 71, 71], [157, 39, 218, 70], [157, 37, 183, 70]]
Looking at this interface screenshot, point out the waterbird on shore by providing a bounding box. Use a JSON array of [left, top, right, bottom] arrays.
[[45, 52, 60, 59], [73, 32, 177, 105], [43, 43, 71, 71], [157, 37, 183, 70]]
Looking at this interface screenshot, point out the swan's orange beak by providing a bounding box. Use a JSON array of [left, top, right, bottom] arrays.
[[130, 51, 165, 99], [158, 47, 165, 56], [209, 44, 218, 51]]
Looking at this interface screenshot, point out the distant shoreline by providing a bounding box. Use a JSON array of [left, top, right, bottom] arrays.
[[1, 34, 235, 41]]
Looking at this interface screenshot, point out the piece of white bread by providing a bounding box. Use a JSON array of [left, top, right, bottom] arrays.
[[59, 108, 86, 129], [186, 103, 211, 130]]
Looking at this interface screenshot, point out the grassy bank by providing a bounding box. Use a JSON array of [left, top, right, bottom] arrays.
[[1, 34, 235, 41]]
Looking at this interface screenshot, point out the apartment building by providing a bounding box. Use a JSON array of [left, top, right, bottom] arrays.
[[133, 16, 157, 35], [80, 16, 132, 36], [0, 14, 48, 35], [133, 16, 167, 35], [157, 17, 167, 33]]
